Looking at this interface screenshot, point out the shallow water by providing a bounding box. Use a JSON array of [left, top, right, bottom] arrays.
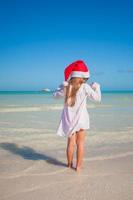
[[0, 91, 133, 147]]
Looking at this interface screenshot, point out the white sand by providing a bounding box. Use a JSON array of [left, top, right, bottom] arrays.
[[0, 133, 133, 200]]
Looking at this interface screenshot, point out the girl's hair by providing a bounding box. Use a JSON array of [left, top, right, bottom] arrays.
[[64, 77, 88, 107]]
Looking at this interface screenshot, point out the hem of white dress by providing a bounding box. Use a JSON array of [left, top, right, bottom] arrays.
[[57, 127, 90, 137]]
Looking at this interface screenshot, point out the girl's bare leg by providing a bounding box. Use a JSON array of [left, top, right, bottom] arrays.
[[76, 129, 85, 171], [66, 133, 76, 168]]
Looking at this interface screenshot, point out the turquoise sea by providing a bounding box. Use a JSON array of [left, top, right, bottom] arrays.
[[0, 91, 133, 150]]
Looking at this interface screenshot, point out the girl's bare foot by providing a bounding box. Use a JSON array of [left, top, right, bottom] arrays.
[[67, 162, 73, 168], [75, 166, 81, 171]]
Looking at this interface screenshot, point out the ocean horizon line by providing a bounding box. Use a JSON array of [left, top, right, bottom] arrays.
[[0, 90, 133, 94]]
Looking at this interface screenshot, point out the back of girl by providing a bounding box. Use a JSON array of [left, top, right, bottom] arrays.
[[53, 60, 101, 171]]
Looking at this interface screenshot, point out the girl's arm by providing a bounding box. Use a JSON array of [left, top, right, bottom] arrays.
[[53, 81, 68, 98], [84, 82, 101, 102]]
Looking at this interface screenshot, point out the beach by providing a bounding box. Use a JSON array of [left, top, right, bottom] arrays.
[[0, 91, 133, 200]]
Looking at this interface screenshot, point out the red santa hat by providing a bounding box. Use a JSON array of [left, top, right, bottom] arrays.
[[64, 60, 90, 81]]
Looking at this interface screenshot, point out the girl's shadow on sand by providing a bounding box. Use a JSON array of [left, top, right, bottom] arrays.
[[0, 142, 67, 167]]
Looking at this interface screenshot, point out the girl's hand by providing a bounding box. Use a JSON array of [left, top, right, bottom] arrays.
[[91, 82, 100, 90]]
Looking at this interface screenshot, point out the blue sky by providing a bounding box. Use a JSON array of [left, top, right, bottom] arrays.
[[0, 0, 133, 91]]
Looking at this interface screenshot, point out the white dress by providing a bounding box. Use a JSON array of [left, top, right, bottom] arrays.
[[53, 82, 101, 137]]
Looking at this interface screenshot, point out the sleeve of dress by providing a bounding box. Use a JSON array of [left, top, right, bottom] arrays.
[[84, 83, 101, 102], [53, 81, 68, 98]]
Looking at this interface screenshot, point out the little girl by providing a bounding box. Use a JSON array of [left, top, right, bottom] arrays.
[[53, 60, 101, 171]]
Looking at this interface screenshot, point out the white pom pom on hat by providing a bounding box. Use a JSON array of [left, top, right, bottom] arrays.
[[62, 81, 69, 86], [64, 60, 90, 81]]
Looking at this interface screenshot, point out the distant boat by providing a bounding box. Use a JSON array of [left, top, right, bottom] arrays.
[[41, 88, 51, 92]]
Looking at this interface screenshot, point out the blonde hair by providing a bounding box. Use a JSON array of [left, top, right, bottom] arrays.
[[64, 77, 88, 107]]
